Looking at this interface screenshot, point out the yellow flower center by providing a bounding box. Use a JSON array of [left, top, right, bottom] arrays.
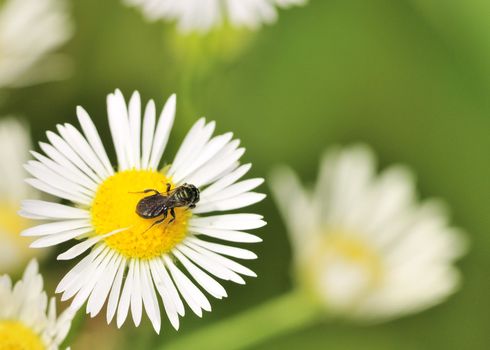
[[91, 170, 191, 260], [0, 320, 45, 350], [0, 202, 36, 272], [301, 231, 383, 310], [0, 203, 29, 235]]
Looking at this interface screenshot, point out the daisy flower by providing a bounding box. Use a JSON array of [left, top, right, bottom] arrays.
[[0, 259, 73, 350], [124, 0, 307, 33], [271, 145, 467, 321], [20, 89, 266, 333], [0, 118, 47, 274], [0, 0, 73, 88]]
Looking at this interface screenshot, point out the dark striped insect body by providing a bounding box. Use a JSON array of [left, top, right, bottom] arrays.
[[134, 183, 200, 229]]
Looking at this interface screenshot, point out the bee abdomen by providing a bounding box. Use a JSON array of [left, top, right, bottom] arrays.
[[136, 198, 166, 218]]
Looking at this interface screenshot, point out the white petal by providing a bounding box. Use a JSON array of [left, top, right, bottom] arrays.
[[107, 259, 126, 323], [148, 94, 176, 170], [200, 163, 252, 198], [56, 245, 106, 293], [37, 142, 99, 191], [21, 219, 90, 237], [117, 258, 134, 328], [26, 178, 91, 205], [56, 230, 119, 261], [200, 177, 263, 204], [58, 123, 111, 179], [30, 151, 97, 193], [172, 119, 216, 177], [177, 244, 245, 284], [184, 143, 244, 187], [168, 118, 207, 176], [140, 261, 161, 333], [172, 132, 233, 183], [130, 260, 143, 327], [193, 192, 265, 213], [269, 166, 316, 248], [25, 160, 93, 198], [164, 256, 211, 317], [187, 237, 257, 259], [188, 226, 262, 243], [70, 249, 116, 311], [141, 100, 156, 169], [30, 227, 92, 248], [190, 214, 266, 230], [186, 241, 256, 277], [87, 254, 123, 317], [148, 259, 182, 330], [77, 106, 114, 176], [61, 246, 111, 302], [173, 250, 227, 299], [21, 200, 89, 220], [128, 92, 142, 169], [46, 130, 102, 184], [107, 90, 130, 170]]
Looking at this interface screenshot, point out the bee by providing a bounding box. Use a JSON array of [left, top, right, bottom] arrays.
[[133, 183, 200, 230]]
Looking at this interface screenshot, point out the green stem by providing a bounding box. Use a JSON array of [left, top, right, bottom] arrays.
[[163, 289, 321, 350], [61, 308, 86, 348]]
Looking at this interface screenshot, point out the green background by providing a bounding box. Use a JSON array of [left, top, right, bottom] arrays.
[[2, 0, 489, 349]]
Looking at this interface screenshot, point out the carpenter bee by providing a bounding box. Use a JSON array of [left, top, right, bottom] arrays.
[[133, 183, 200, 230]]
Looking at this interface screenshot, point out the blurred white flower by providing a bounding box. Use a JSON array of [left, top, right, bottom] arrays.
[[0, 259, 73, 350], [124, 0, 307, 33], [0, 118, 46, 274], [271, 145, 467, 321], [20, 89, 265, 333], [0, 0, 73, 88]]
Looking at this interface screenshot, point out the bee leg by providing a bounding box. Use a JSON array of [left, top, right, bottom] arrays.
[[142, 214, 166, 233], [188, 204, 196, 209], [129, 189, 160, 195], [166, 183, 171, 195], [169, 208, 176, 223]]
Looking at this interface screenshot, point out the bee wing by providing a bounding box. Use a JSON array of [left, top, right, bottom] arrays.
[[137, 195, 168, 217]]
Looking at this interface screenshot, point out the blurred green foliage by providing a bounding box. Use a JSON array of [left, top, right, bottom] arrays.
[[1, 0, 489, 349]]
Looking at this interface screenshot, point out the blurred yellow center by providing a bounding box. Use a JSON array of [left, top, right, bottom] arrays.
[[323, 234, 381, 269], [303, 232, 383, 306], [0, 203, 29, 235], [0, 203, 34, 266], [0, 321, 45, 350], [91, 170, 191, 259]]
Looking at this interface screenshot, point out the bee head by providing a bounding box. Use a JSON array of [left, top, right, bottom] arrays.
[[181, 183, 200, 205]]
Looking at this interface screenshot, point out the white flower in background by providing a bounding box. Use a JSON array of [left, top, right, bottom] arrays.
[[0, 118, 46, 274], [124, 0, 307, 33], [20, 89, 265, 333], [0, 259, 73, 350], [271, 145, 467, 321], [0, 0, 73, 88]]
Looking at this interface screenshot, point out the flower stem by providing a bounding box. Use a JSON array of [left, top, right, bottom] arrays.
[[163, 289, 321, 350], [61, 308, 85, 348]]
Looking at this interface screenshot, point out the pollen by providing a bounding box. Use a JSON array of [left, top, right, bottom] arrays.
[[91, 170, 191, 259], [0, 321, 45, 350]]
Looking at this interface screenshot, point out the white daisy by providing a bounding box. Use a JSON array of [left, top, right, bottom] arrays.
[[20, 89, 266, 333], [124, 0, 307, 33], [0, 0, 73, 88], [0, 259, 73, 350], [270, 145, 467, 321], [0, 118, 47, 274]]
